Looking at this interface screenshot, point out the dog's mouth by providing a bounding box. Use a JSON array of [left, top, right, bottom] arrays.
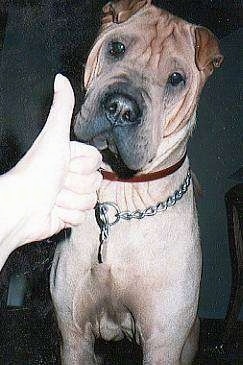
[[91, 134, 138, 178], [74, 82, 155, 178]]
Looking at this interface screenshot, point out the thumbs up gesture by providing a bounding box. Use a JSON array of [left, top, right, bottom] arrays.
[[0, 75, 102, 260]]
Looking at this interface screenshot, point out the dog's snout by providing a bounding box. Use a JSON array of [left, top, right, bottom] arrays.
[[102, 93, 141, 126]]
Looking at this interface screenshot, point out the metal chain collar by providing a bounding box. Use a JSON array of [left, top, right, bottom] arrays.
[[95, 168, 192, 263]]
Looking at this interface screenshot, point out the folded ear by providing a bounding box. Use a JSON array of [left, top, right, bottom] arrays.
[[195, 26, 223, 75], [102, 0, 152, 28], [84, 38, 104, 90]]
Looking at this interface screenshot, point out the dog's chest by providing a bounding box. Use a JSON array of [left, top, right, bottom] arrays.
[[78, 209, 178, 264], [88, 262, 138, 341], [65, 180, 199, 341]]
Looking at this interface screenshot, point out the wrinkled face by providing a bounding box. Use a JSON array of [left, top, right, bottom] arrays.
[[74, 4, 222, 177]]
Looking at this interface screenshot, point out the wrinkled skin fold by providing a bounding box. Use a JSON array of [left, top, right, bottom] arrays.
[[51, 1, 223, 364]]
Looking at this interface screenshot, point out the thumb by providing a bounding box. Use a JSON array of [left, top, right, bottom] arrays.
[[41, 74, 75, 138]]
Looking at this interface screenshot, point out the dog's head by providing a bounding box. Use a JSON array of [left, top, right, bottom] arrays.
[[74, 0, 223, 177]]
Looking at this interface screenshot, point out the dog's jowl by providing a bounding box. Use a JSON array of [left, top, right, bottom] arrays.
[[50, 1, 223, 364]]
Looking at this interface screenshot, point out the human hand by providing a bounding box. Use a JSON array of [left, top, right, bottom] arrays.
[[0, 75, 102, 253]]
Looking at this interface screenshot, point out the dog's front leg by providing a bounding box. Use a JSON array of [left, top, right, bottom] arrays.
[[50, 242, 99, 365], [60, 327, 98, 365], [142, 334, 183, 365], [135, 297, 198, 365], [142, 317, 196, 365]]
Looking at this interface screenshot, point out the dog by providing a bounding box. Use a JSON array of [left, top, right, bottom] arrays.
[[50, 1, 223, 364]]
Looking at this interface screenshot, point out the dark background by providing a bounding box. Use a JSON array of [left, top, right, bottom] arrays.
[[0, 0, 242, 362]]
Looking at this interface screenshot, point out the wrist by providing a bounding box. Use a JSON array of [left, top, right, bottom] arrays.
[[0, 218, 26, 270]]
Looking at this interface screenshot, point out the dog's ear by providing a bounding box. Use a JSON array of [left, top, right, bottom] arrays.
[[102, 0, 152, 28], [195, 26, 223, 74]]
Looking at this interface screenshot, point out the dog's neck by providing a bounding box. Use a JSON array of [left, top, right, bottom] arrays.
[[98, 155, 190, 211], [143, 115, 195, 174], [98, 115, 195, 210], [101, 152, 187, 183]]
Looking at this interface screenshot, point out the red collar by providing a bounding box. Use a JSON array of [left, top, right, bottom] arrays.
[[101, 152, 187, 183]]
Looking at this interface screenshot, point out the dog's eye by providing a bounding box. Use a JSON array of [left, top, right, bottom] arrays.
[[168, 72, 185, 86], [109, 42, 126, 57]]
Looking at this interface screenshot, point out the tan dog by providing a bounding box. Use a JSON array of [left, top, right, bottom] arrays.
[[50, 1, 223, 364]]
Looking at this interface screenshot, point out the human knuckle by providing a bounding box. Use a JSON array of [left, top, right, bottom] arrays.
[[88, 144, 101, 156], [89, 193, 98, 207], [76, 212, 84, 222], [92, 171, 102, 183], [96, 172, 103, 185]]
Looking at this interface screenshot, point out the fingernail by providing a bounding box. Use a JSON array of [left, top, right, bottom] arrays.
[[54, 73, 66, 93]]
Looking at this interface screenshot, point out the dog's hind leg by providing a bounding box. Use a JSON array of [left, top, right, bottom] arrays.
[[180, 317, 200, 365]]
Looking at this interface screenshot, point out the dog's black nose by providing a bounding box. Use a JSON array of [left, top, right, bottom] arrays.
[[102, 93, 141, 125]]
